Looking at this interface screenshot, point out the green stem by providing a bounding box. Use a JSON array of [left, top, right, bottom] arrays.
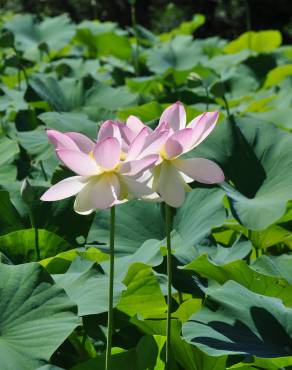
[[165, 203, 172, 368], [223, 95, 231, 118], [34, 224, 39, 260], [17, 69, 21, 91], [131, 3, 140, 76], [244, 0, 252, 50], [40, 161, 48, 181], [105, 206, 115, 370], [203, 84, 210, 111], [28, 210, 40, 261], [13, 46, 28, 88], [178, 291, 183, 305]]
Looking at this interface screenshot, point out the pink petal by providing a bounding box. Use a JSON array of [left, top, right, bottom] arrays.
[[93, 137, 121, 170], [47, 130, 80, 151], [41, 176, 86, 201], [118, 122, 136, 150], [74, 174, 119, 212], [119, 154, 159, 177], [57, 149, 100, 176], [65, 132, 95, 154], [159, 102, 186, 131], [174, 158, 225, 184], [157, 161, 186, 207], [126, 115, 149, 136], [98, 120, 122, 143], [126, 127, 149, 160], [164, 128, 194, 159], [139, 129, 170, 158], [188, 111, 219, 148]]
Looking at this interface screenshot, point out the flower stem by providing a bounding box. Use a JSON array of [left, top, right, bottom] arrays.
[[105, 205, 115, 370], [165, 203, 172, 368]]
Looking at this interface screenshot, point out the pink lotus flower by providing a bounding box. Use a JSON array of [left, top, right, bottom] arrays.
[[128, 102, 225, 207], [41, 130, 159, 213], [97, 116, 152, 154]]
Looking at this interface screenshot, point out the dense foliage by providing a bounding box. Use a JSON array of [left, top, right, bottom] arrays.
[[0, 12, 292, 370], [2, 0, 292, 44]]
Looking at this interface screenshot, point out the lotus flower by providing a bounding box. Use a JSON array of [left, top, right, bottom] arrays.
[[128, 102, 225, 207], [41, 130, 159, 213], [97, 116, 152, 154]]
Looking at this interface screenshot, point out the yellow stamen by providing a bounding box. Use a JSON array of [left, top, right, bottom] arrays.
[[120, 151, 126, 161], [159, 148, 169, 160]]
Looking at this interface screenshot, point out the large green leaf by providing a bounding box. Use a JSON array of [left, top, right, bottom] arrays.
[[131, 316, 227, 370], [0, 191, 23, 235], [39, 111, 98, 138], [190, 117, 292, 230], [264, 64, 292, 88], [224, 30, 282, 54], [117, 263, 166, 318], [0, 136, 19, 166], [0, 229, 71, 263], [228, 356, 292, 370], [28, 76, 138, 120], [182, 280, 292, 357], [0, 262, 78, 370], [17, 126, 54, 161], [53, 258, 125, 316], [5, 14, 75, 60], [87, 200, 164, 256], [88, 188, 225, 260], [172, 188, 226, 262], [72, 335, 168, 370], [146, 36, 206, 74], [160, 14, 205, 41], [251, 254, 292, 284], [0, 85, 27, 112], [182, 254, 292, 306], [75, 21, 132, 60]]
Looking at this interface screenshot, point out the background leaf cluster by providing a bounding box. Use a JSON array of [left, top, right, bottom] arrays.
[[0, 11, 291, 370]]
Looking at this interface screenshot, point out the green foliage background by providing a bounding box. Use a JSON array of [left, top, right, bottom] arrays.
[[0, 6, 292, 370]]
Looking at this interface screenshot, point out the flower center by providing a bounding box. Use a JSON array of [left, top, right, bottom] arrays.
[[120, 151, 126, 161], [159, 147, 169, 160]]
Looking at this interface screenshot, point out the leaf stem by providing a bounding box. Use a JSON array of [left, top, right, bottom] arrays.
[[204, 84, 210, 111], [40, 161, 48, 181], [105, 205, 115, 370], [165, 203, 172, 368], [28, 209, 40, 261], [223, 95, 231, 118], [131, 3, 140, 76]]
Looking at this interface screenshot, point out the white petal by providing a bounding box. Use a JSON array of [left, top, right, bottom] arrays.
[[41, 176, 86, 201], [74, 182, 95, 215], [174, 158, 225, 184], [74, 174, 120, 213], [121, 175, 157, 200], [157, 161, 186, 207]]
